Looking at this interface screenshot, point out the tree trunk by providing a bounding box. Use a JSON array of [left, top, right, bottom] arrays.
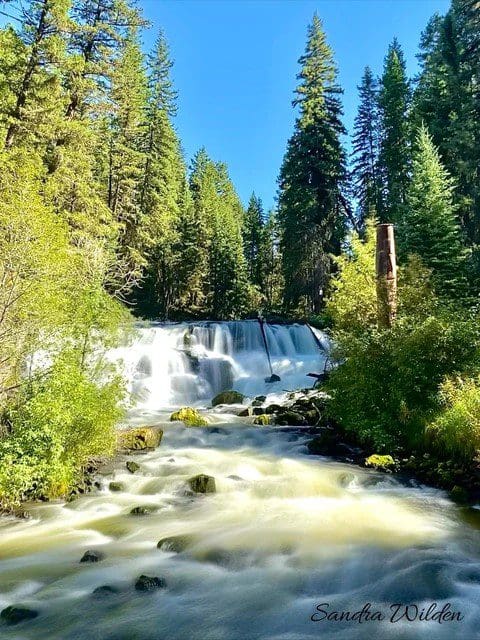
[[376, 223, 397, 328]]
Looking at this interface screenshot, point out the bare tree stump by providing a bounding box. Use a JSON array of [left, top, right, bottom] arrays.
[[376, 223, 397, 328]]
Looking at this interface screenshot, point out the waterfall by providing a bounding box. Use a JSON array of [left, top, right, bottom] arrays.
[[108, 320, 330, 411]]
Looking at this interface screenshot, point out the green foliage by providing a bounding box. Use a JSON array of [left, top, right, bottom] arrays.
[[0, 351, 124, 508], [399, 125, 466, 298], [327, 314, 480, 451], [427, 376, 480, 462], [326, 217, 377, 336], [378, 38, 411, 223], [278, 13, 347, 313]]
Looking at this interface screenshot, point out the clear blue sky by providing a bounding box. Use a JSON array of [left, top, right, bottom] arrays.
[[141, 0, 450, 211]]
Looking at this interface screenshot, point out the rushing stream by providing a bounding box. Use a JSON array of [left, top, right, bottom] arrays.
[[1, 323, 480, 639]]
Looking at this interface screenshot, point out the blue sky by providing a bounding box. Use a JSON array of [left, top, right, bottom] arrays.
[[141, 0, 450, 211]]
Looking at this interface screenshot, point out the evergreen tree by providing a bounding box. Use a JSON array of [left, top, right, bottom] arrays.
[[350, 66, 381, 226], [378, 38, 411, 223], [399, 125, 465, 298], [413, 1, 480, 244], [107, 24, 148, 295], [277, 14, 347, 313], [132, 31, 185, 318], [257, 209, 284, 311], [243, 193, 264, 286]]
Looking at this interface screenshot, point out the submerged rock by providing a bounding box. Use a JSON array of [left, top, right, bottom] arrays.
[[134, 575, 166, 591], [80, 550, 105, 563], [92, 585, 119, 597], [211, 390, 245, 406], [130, 505, 157, 516], [118, 427, 163, 451], [170, 407, 208, 427], [109, 481, 125, 492], [157, 534, 193, 552], [253, 414, 271, 425], [187, 473, 216, 494], [1, 606, 38, 625], [126, 461, 140, 474]]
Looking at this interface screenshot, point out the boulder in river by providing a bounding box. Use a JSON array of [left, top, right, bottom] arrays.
[[253, 414, 271, 425], [187, 473, 216, 494], [274, 410, 308, 426], [170, 407, 208, 427], [126, 461, 140, 474], [118, 427, 163, 451], [365, 454, 395, 470], [157, 534, 193, 552], [134, 575, 166, 591], [130, 505, 158, 516], [109, 481, 125, 492], [80, 550, 105, 563], [211, 390, 245, 406], [1, 606, 38, 625]]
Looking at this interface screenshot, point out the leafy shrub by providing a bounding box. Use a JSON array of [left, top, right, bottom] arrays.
[[426, 376, 480, 461], [0, 351, 125, 508]]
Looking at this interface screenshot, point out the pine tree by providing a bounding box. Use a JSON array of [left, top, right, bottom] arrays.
[[258, 210, 284, 311], [378, 38, 411, 224], [107, 25, 148, 295], [350, 66, 381, 227], [133, 31, 185, 318], [399, 125, 465, 298], [243, 193, 264, 286], [277, 14, 348, 313]]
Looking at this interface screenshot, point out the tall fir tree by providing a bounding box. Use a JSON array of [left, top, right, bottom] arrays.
[[277, 14, 347, 313], [378, 38, 411, 224], [258, 210, 284, 311], [243, 193, 264, 287], [350, 66, 381, 227], [399, 125, 466, 298]]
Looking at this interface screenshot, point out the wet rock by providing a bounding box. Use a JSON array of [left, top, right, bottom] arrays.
[[365, 454, 396, 470], [238, 408, 252, 417], [227, 475, 244, 481], [80, 550, 105, 563], [126, 461, 140, 474], [254, 395, 266, 403], [170, 407, 208, 427], [1, 606, 39, 625], [275, 411, 308, 426], [92, 585, 119, 597], [253, 414, 271, 426], [265, 404, 282, 415], [157, 534, 193, 552], [338, 472, 356, 487], [118, 427, 163, 451], [130, 505, 158, 516], [450, 485, 469, 504], [134, 575, 166, 592], [307, 430, 340, 456], [211, 390, 245, 406], [187, 473, 216, 494], [109, 481, 125, 492]]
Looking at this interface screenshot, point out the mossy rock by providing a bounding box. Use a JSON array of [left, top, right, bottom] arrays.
[[134, 575, 166, 591], [187, 473, 216, 494], [109, 481, 125, 492], [275, 411, 307, 426], [126, 460, 140, 474], [253, 414, 271, 426], [157, 534, 194, 552], [365, 454, 395, 470], [130, 505, 158, 516], [450, 485, 469, 504], [118, 427, 163, 451], [170, 407, 208, 427], [211, 390, 245, 406]]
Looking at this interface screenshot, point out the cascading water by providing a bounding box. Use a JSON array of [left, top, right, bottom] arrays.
[[109, 321, 330, 413], [2, 321, 480, 640]]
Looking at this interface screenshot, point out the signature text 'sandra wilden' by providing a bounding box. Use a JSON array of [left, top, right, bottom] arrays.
[[311, 602, 464, 624]]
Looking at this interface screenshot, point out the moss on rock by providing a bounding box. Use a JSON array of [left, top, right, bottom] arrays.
[[118, 427, 163, 451], [365, 454, 395, 469], [170, 407, 208, 427], [211, 390, 245, 406], [253, 414, 271, 425]]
